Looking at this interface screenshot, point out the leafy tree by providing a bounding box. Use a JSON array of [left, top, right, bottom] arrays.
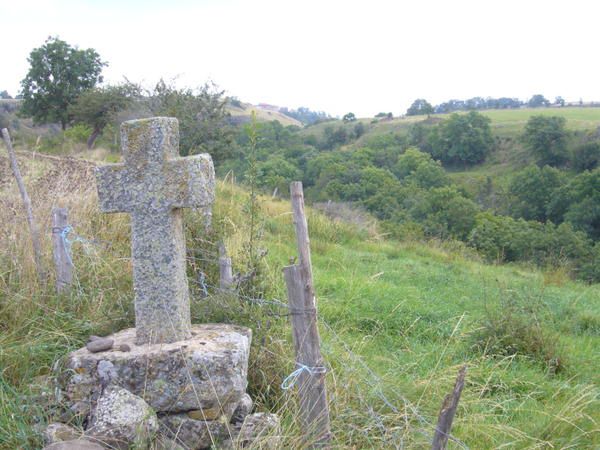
[[527, 94, 550, 108], [19, 37, 106, 130], [0, 90, 12, 99], [411, 187, 479, 240], [508, 165, 565, 222], [147, 79, 234, 162], [353, 122, 366, 138], [375, 112, 393, 119], [342, 112, 356, 123], [256, 157, 301, 195], [406, 99, 434, 116], [429, 111, 494, 165], [572, 141, 600, 172], [555, 96, 565, 107], [321, 125, 348, 149], [547, 169, 600, 240], [522, 115, 569, 166], [69, 83, 141, 148], [394, 148, 448, 189]]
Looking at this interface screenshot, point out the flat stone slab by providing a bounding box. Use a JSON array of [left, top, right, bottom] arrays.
[[64, 324, 251, 415]]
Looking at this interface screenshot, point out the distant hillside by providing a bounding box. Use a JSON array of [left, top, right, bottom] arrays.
[[227, 101, 303, 127]]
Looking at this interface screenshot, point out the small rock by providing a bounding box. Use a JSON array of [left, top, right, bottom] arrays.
[[43, 439, 104, 450], [43, 423, 80, 444], [231, 393, 253, 424], [237, 413, 280, 449], [118, 344, 131, 352], [87, 386, 158, 449], [86, 338, 113, 353]]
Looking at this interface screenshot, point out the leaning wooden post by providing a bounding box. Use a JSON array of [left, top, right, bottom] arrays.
[[51, 207, 73, 293], [432, 365, 467, 450], [1, 128, 45, 283], [218, 242, 234, 290], [283, 181, 331, 447]]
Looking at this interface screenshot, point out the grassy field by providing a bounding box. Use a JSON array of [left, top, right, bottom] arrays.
[[1, 150, 598, 449]]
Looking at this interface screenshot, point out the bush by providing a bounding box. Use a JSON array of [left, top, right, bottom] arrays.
[[474, 290, 567, 374], [572, 141, 600, 172], [522, 115, 569, 167], [428, 111, 494, 165]]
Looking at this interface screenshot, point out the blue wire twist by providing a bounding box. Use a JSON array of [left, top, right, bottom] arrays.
[[281, 363, 327, 390], [59, 225, 92, 267]]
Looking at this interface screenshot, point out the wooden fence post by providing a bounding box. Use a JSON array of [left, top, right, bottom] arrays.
[[283, 181, 331, 447], [1, 128, 45, 283], [218, 242, 234, 290], [52, 207, 73, 293], [432, 365, 467, 450]]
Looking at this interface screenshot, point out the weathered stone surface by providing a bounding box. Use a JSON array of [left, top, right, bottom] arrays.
[[95, 117, 215, 345], [64, 324, 251, 415], [86, 338, 113, 353], [159, 414, 231, 450], [231, 393, 253, 424], [43, 423, 80, 444], [87, 386, 158, 449], [42, 439, 104, 450], [236, 413, 281, 449]]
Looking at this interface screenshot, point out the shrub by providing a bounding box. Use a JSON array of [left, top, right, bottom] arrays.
[[473, 290, 567, 374]]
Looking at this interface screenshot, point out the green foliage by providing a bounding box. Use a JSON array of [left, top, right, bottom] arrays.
[[68, 83, 140, 148], [522, 115, 570, 167], [19, 37, 106, 130], [342, 112, 356, 123], [572, 141, 600, 172], [474, 290, 566, 373], [148, 79, 234, 162], [0, 90, 12, 99], [528, 94, 551, 108], [63, 124, 92, 143], [429, 111, 494, 165], [393, 147, 449, 189], [508, 165, 565, 222], [256, 157, 301, 195], [468, 212, 593, 274], [548, 169, 600, 240], [406, 98, 433, 116]]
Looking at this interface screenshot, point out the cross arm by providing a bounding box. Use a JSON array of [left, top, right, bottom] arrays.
[[166, 153, 215, 208], [95, 163, 131, 213]]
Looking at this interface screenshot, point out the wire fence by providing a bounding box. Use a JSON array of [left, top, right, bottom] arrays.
[[54, 226, 468, 449]]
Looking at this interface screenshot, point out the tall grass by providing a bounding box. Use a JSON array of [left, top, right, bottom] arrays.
[[1, 152, 599, 449]]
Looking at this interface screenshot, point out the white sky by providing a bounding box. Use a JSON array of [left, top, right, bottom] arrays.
[[2, 0, 599, 117]]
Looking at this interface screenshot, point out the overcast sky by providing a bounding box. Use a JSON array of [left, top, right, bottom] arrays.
[[2, 0, 599, 117]]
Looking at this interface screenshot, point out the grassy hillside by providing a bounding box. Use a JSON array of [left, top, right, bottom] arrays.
[[1, 150, 598, 449]]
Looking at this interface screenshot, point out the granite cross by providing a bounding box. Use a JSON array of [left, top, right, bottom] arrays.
[[95, 117, 215, 345]]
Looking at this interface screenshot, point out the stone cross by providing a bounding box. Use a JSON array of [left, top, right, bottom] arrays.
[[95, 117, 215, 345]]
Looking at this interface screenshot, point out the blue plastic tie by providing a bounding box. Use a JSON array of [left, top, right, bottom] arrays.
[[281, 363, 326, 390]]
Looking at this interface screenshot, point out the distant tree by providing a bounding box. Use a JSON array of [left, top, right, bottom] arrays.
[[508, 165, 565, 222], [0, 90, 12, 99], [19, 37, 106, 130], [547, 169, 600, 240], [572, 141, 600, 172], [147, 79, 234, 161], [527, 94, 550, 108], [342, 112, 357, 123], [555, 96, 565, 107], [406, 99, 434, 116], [375, 112, 393, 119], [522, 115, 569, 166], [429, 111, 494, 165], [353, 122, 365, 138], [69, 83, 141, 148], [279, 106, 331, 125]]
